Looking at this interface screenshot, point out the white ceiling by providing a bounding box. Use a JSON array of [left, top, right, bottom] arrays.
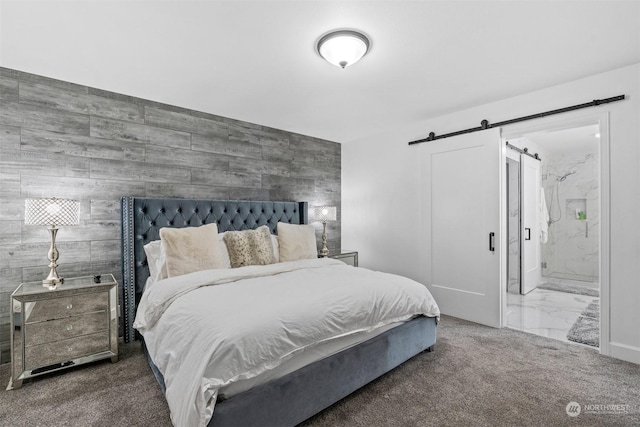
[[1, 1, 638, 144]]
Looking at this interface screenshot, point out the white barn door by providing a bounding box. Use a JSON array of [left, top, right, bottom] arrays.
[[520, 154, 541, 294], [419, 128, 502, 328]]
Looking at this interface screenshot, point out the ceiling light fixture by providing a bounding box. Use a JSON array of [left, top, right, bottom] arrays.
[[317, 29, 370, 69]]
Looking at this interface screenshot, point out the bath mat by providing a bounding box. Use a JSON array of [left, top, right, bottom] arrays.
[[537, 282, 599, 297], [567, 299, 599, 347]]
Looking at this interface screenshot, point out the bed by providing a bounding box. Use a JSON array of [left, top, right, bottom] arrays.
[[121, 196, 439, 426]]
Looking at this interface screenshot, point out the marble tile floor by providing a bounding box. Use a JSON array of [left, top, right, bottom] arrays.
[[505, 288, 599, 345]]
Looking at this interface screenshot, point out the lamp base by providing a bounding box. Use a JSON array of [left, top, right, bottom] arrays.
[[42, 277, 64, 288], [320, 222, 330, 256], [42, 268, 64, 289], [42, 226, 64, 289]]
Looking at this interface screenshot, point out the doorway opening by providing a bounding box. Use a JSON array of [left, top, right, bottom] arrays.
[[503, 123, 601, 348]]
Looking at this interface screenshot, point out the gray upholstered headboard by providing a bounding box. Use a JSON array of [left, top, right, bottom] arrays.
[[120, 196, 308, 342]]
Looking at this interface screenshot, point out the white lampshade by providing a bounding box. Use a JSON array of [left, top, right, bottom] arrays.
[[314, 206, 337, 222], [317, 30, 370, 69], [25, 198, 80, 226]]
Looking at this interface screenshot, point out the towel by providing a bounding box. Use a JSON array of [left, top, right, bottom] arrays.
[[540, 187, 549, 243]]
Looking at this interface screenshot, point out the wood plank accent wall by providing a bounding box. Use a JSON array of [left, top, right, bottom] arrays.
[[0, 67, 341, 363]]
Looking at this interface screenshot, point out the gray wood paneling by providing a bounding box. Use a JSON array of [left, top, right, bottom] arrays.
[[262, 174, 315, 192], [0, 100, 90, 135], [90, 240, 121, 262], [0, 199, 23, 221], [0, 66, 341, 356], [227, 188, 281, 201], [90, 158, 191, 183], [229, 122, 290, 148], [192, 134, 262, 159], [145, 106, 229, 140], [262, 145, 295, 162], [145, 183, 230, 200], [21, 220, 120, 244], [0, 76, 18, 101], [20, 175, 146, 199], [0, 221, 21, 245], [90, 116, 191, 149], [191, 168, 261, 189], [0, 125, 20, 151], [0, 173, 20, 196], [0, 241, 91, 269], [21, 128, 146, 162], [1, 149, 90, 178], [145, 145, 229, 170], [20, 81, 145, 124], [229, 156, 290, 177], [90, 200, 122, 221]]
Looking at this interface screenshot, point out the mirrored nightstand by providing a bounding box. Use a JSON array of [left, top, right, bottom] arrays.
[[7, 274, 118, 390], [321, 250, 358, 267]]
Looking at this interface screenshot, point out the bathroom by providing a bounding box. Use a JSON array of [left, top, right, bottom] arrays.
[[504, 124, 600, 347]]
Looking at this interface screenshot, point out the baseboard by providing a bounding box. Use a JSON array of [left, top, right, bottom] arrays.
[[608, 342, 640, 364]]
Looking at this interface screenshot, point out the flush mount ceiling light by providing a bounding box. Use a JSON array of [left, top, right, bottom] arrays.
[[316, 29, 370, 69]]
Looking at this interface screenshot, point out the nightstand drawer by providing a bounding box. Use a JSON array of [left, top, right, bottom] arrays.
[[25, 292, 108, 323], [24, 332, 110, 369], [24, 311, 109, 347]]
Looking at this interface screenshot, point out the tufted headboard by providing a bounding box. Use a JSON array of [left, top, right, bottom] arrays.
[[120, 196, 308, 342]]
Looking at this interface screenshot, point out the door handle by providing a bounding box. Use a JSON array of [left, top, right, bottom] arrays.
[[525, 228, 531, 241], [489, 232, 495, 252]]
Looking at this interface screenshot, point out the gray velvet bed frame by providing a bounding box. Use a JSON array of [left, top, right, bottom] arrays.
[[121, 196, 437, 426]]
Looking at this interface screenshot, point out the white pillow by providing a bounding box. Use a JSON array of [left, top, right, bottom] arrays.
[[271, 234, 279, 263], [218, 232, 232, 268], [143, 276, 154, 292], [160, 223, 225, 278], [277, 222, 317, 262], [143, 240, 168, 283]]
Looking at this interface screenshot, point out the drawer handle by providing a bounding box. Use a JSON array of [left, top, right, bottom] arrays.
[[66, 324, 73, 331], [66, 303, 73, 310]]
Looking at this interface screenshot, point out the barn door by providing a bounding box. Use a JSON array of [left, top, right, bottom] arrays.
[[419, 128, 502, 327]]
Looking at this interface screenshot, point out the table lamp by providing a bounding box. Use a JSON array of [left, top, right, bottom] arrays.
[[313, 206, 337, 256], [25, 197, 80, 287]]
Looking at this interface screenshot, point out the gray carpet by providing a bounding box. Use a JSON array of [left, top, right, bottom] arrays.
[[537, 281, 599, 297], [1, 315, 639, 427], [567, 300, 600, 347]]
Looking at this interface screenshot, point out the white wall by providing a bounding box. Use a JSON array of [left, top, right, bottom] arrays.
[[343, 63, 640, 364], [341, 139, 422, 280]]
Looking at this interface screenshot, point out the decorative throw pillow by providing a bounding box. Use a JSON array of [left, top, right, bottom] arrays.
[[223, 226, 276, 268], [159, 223, 224, 278], [143, 240, 168, 283], [277, 222, 317, 262]]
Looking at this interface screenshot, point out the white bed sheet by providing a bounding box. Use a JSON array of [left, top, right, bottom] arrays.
[[135, 258, 440, 427]]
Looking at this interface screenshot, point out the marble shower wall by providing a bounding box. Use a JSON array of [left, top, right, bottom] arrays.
[[542, 151, 599, 282]]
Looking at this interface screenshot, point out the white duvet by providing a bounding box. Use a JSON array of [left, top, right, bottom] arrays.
[[134, 258, 440, 427]]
